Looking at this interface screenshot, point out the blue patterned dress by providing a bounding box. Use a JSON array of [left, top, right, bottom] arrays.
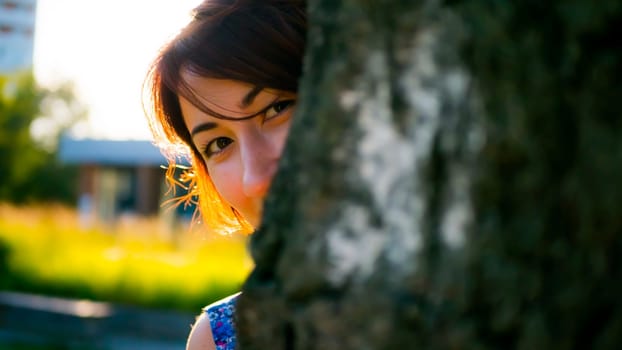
[[204, 293, 240, 350]]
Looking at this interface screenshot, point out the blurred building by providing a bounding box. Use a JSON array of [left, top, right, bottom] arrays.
[[59, 137, 194, 225], [0, 0, 37, 74]]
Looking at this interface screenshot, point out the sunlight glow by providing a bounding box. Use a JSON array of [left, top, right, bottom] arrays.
[[33, 0, 201, 140]]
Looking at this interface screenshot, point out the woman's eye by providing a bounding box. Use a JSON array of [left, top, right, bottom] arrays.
[[204, 137, 233, 158], [264, 99, 296, 121]]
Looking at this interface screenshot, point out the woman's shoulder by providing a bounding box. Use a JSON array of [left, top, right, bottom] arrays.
[[202, 292, 240, 349], [187, 293, 241, 350], [187, 311, 216, 350], [187, 293, 240, 350], [204, 292, 241, 313]]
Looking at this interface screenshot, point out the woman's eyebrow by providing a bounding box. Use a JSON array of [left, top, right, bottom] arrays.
[[239, 86, 264, 108], [191, 121, 218, 136]]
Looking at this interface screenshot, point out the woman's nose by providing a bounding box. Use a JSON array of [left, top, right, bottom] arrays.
[[240, 134, 279, 198]]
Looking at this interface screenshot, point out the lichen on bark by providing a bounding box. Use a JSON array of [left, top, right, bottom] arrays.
[[236, 0, 622, 349]]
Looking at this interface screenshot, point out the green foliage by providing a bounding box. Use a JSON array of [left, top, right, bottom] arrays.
[[0, 237, 9, 288], [0, 204, 251, 312], [0, 73, 83, 204]]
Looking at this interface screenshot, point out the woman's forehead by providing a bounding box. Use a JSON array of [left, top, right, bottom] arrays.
[[179, 72, 276, 116]]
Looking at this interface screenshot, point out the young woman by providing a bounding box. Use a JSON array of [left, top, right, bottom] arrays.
[[143, 1, 306, 349]]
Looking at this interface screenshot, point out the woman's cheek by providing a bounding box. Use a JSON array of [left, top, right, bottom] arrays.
[[209, 162, 246, 212]]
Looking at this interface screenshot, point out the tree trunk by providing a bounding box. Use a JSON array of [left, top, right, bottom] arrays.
[[237, 0, 622, 349]]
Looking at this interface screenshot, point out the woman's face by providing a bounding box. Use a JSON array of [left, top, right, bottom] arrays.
[[179, 73, 296, 228]]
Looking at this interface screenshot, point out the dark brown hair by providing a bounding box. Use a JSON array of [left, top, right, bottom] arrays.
[[144, 0, 306, 234]]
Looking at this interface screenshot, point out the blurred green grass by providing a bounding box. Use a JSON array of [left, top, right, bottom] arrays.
[[0, 203, 252, 312]]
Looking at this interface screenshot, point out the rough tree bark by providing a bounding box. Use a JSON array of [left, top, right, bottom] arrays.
[[237, 0, 622, 349]]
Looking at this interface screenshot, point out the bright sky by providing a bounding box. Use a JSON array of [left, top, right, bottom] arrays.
[[33, 0, 201, 140]]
